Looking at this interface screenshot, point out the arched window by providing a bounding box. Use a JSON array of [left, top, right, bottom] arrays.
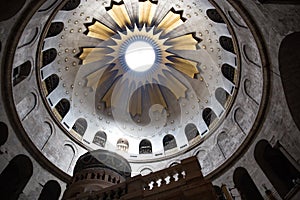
[[254, 140, 300, 198], [279, 32, 300, 131], [163, 134, 177, 151], [42, 48, 57, 66], [221, 64, 235, 84], [46, 22, 64, 38], [0, 155, 33, 200], [13, 61, 31, 86], [0, 122, 8, 146], [139, 139, 152, 154], [220, 36, 235, 54], [44, 74, 59, 95], [184, 123, 199, 142], [215, 88, 230, 107], [206, 9, 225, 23], [38, 180, 61, 200], [93, 131, 107, 147], [233, 167, 264, 200], [202, 108, 217, 128], [61, 0, 81, 11], [117, 138, 129, 151], [55, 99, 70, 119], [72, 118, 87, 137]]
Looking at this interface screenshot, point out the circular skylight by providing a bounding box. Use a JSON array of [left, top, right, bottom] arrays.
[[36, 0, 240, 161], [125, 40, 156, 72]]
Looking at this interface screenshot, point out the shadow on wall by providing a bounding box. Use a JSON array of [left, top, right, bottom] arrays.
[[279, 32, 300, 132]]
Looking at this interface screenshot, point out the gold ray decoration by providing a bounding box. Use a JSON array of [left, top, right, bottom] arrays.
[[79, 48, 111, 65], [87, 21, 116, 40], [107, 3, 131, 28], [139, 0, 157, 26], [167, 56, 199, 78], [167, 34, 199, 50], [157, 10, 184, 34], [79, 1, 202, 118]]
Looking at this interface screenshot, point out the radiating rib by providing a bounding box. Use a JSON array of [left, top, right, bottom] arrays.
[[167, 56, 199, 78], [107, 4, 131, 28], [87, 21, 116, 40], [139, 0, 157, 26], [79, 48, 111, 64], [167, 34, 199, 50], [157, 10, 184, 34]]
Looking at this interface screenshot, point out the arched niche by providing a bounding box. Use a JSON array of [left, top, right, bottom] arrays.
[[38, 180, 61, 200], [233, 167, 264, 200], [0, 154, 33, 200], [254, 140, 300, 198], [55, 99, 70, 119], [163, 134, 177, 151], [117, 138, 129, 151], [93, 131, 107, 147], [0, 0, 26, 22], [202, 108, 217, 128], [0, 122, 8, 146], [13, 61, 31, 86], [72, 118, 88, 137], [215, 87, 230, 107], [279, 32, 300, 131], [139, 139, 152, 154], [184, 123, 199, 142]]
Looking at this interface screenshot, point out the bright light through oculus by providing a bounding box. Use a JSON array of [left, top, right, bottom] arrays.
[[125, 41, 156, 72]]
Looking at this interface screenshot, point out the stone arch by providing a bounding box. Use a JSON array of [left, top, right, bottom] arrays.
[[0, 0, 26, 22], [163, 134, 177, 151], [55, 99, 70, 119], [13, 61, 32, 86], [0, 154, 33, 199], [233, 167, 264, 200], [16, 92, 37, 121], [215, 87, 230, 107], [184, 123, 199, 142], [254, 140, 300, 198], [93, 131, 107, 147], [0, 122, 8, 146], [38, 180, 61, 200], [59, 143, 76, 172], [72, 118, 88, 137], [139, 139, 152, 154], [202, 108, 217, 128], [117, 138, 129, 151], [279, 32, 300, 131]]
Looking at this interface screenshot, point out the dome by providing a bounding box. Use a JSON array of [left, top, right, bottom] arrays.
[[74, 149, 131, 178]]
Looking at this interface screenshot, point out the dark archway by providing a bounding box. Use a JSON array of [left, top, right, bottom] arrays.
[[0, 121, 8, 146], [38, 180, 61, 200], [0, 154, 33, 200], [279, 32, 300, 131], [163, 134, 177, 151], [233, 167, 264, 200], [139, 139, 152, 154], [254, 140, 300, 198], [93, 131, 107, 147]]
